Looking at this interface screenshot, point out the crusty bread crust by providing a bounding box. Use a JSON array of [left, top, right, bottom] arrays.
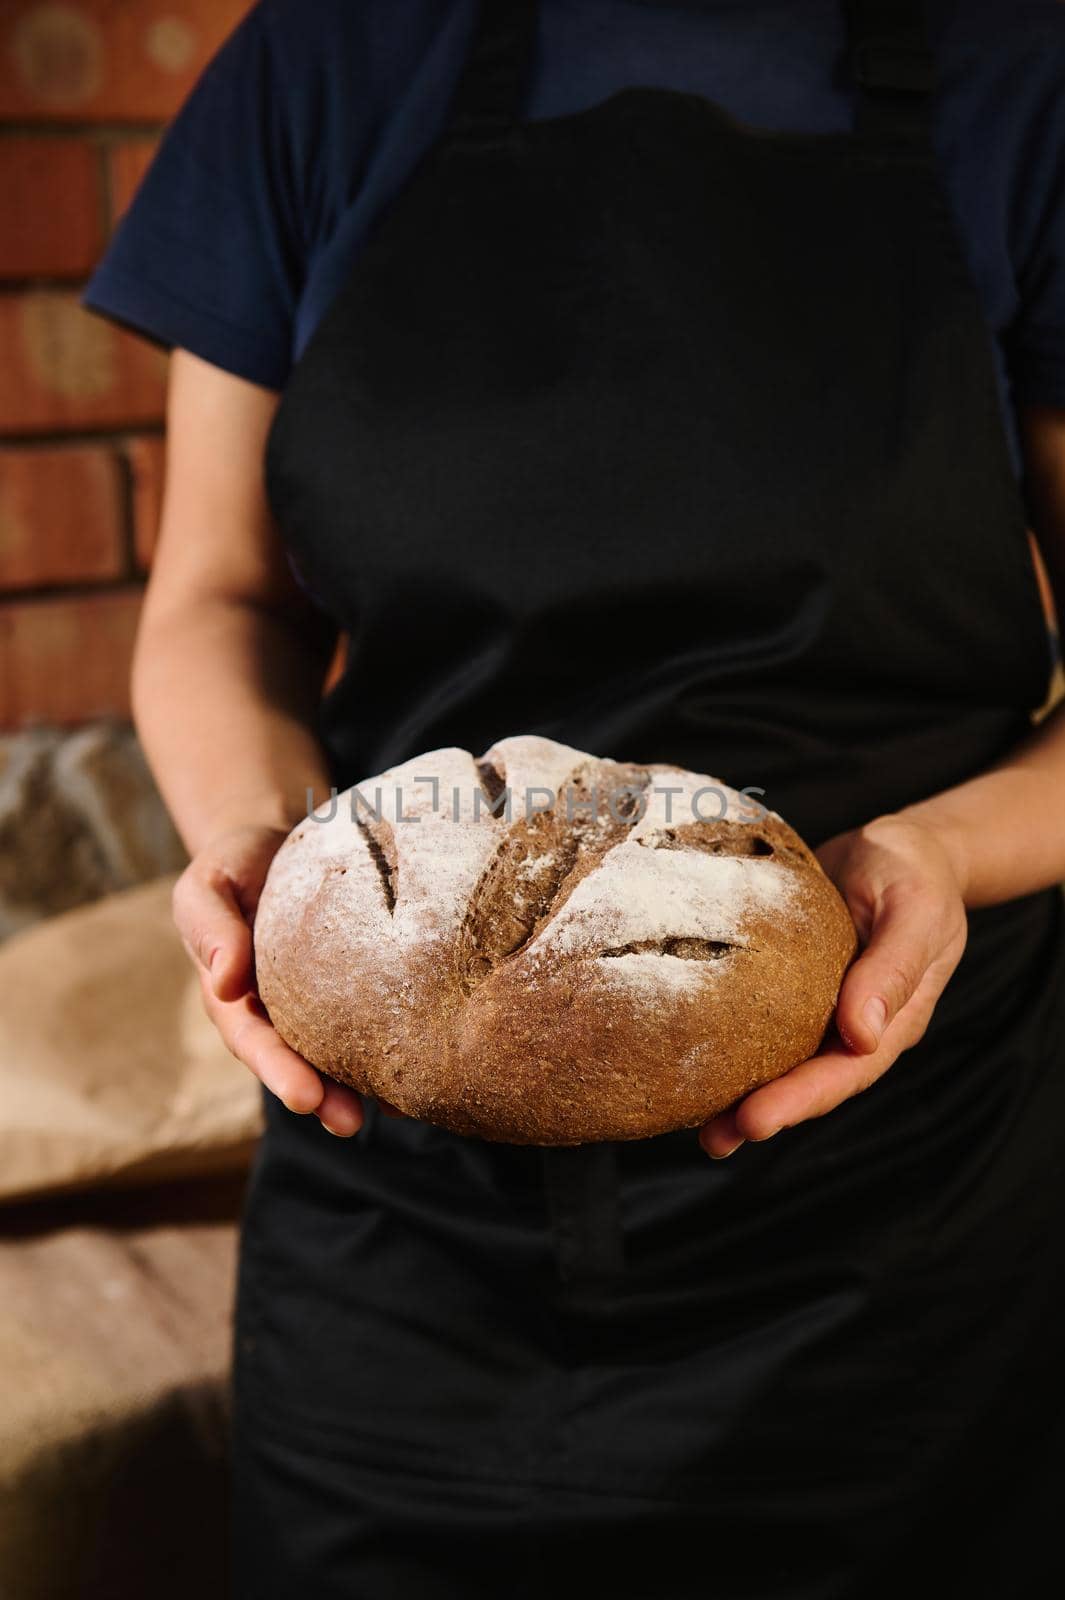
[[253, 735, 858, 1144]]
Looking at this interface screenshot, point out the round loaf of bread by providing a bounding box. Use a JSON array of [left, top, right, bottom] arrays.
[[253, 734, 858, 1144]]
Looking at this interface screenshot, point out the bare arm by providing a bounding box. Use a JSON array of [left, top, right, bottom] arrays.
[[701, 404, 1065, 1157], [138, 348, 368, 1135], [132, 347, 336, 853], [898, 403, 1065, 906]]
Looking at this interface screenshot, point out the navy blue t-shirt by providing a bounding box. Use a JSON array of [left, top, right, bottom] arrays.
[[81, 0, 1065, 474]]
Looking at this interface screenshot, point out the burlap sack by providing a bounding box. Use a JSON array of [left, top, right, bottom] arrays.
[[0, 1184, 240, 1599], [0, 874, 263, 1203]]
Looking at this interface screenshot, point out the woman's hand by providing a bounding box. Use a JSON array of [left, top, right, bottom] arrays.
[[698, 813, 969, 1159], [172, 823, 403, 1137]]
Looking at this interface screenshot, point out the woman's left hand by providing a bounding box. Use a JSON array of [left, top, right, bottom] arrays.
[[698, 813, 970, 1159]]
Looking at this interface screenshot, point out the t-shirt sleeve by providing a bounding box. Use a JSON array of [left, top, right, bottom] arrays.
[[80, 0, 305, 390], [1002, 26, 1065, 409]]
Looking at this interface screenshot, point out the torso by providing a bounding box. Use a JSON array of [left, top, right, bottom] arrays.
[[273, 0, 1065, 473], [231, 6, 1065, 1593]]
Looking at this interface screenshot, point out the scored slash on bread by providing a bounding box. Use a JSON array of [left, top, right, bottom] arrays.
[[253, 735, 858, 1145]]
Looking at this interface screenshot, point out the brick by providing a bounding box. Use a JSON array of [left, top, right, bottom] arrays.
[[125, 433, 165, 569], [0, 587, 143, 727], [0, 1, 255, 123], [0, 444, 124, 588], [0, 138, 102, 279], [0, 289, 166, 434], [107, 137, 159, 227]]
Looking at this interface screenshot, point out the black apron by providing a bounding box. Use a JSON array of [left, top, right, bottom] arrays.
[[230, 2, 1065, 1594]]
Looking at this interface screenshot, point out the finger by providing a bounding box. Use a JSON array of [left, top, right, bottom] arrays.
[[697, 1106, 745, 1160], [731, 990, 937, 1141], [173, 866, 253, 1002], [699, 1018, 852, 1154], [317, 1076, 365, 1137], [731, 1042, 889, 1141], [199, 972, 326, 1115], [832, 885, 937, 1055]]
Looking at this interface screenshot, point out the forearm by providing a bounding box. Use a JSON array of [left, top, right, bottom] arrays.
[[889, 693, 1065, 908], [132, 596, 336, 857]]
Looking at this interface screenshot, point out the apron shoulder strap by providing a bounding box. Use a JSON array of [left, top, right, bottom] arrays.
[[438, 0, 935, 151], [439, 0, 539, 154], [845, 0, 937, 139]]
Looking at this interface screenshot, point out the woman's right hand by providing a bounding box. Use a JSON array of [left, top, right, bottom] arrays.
[[172, 823, 390, 1137]]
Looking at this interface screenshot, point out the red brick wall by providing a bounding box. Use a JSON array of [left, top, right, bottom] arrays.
[[0, 0, 253, 728]]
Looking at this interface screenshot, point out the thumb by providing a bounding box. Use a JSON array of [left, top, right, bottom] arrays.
[[173, 865, 254, 1003], [834, 888, 932, 1055]]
